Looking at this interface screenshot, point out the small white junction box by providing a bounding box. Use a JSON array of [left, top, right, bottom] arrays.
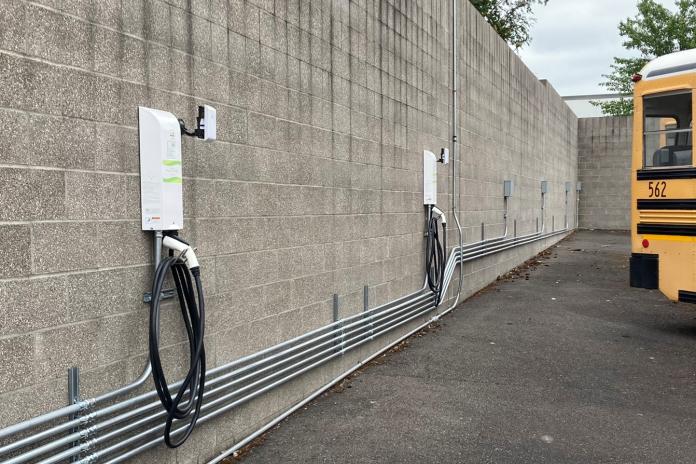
[[423, 150, 437, 205], [138, 106, 184, 231]]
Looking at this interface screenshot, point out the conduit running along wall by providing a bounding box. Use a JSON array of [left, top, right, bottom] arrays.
[[0, 191, 572, 463], [0, 0, 578, 462]]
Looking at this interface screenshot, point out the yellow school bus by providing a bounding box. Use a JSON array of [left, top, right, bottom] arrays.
[[631, 49, 696, 302]]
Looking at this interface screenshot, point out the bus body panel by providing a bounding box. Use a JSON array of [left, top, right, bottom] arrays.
[[632, 72, 696, 303]]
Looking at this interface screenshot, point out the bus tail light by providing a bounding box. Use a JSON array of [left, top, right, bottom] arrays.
[[632, 73, 643, 82], [642, 239, 650, 248]]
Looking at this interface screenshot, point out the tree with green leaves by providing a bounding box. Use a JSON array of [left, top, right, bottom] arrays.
[[470, 0, 549, 50], [594, 0, 696, 116]]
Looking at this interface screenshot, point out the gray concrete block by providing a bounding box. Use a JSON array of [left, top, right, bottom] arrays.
[[121, 0, 146, 37], [32, 222, 101, 274], [65, 171, 127, 220], [217, 104, 248, 143], [170, 6, 192, 53], [0, 168, 65, 221], [34, 319, 101, 380], [27, 114, 97, 169], [228, 0, 246, 35], [94, 124, 139, 173], [248, 112, 277, 148], [66, 266, 150, 322], [192, 12, 212, 59], [26, 4, 92, 69], [0, 335, 36, 392], [144, 0, 171, 46], [0, 0, 26, 53], [93, 0, 122, 29], [0, 225, 30, 279], [1, 276, 69, 335], [120, 34, 147, 83], [0, 108, 30, 165], [0, 376, 65, 429], [245, 3, 261, 41]]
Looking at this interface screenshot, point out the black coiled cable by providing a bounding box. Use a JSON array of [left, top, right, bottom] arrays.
[[149, 251, 206, 448], [426, 207, 447, 304]]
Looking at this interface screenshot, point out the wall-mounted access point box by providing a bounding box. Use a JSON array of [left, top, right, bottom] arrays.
[[139, 106, 184, 231], [503, 180, 513, 198], [423, 150, 437, 205], [565, 181, 572, 193], [576, 182, 582, 192], [540, 180, 549, 194]]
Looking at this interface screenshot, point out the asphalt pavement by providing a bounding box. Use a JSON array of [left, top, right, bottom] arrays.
[[236, 230, 696, 464]]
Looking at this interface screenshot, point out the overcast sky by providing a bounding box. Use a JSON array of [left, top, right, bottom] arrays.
[[517, 0, 675, 116]]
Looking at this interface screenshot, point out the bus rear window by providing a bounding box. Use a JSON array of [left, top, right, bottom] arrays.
[[643, 91, 692, 168]]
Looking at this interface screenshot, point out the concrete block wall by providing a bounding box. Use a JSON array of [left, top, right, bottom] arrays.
[[0, 0, 576, 462], [577, 116, 632, 230]]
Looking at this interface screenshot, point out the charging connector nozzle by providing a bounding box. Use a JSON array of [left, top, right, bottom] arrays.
[[431, 206, 447, 224], [163, 235, 200, 270]]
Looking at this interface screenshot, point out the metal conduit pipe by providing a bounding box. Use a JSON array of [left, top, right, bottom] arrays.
[[0, 232, 166, 442], [73, 299, 440, 464], [26, 296, 439, 464], [0, 283, 431, 453], [442, 230, 566, 296], [39, 300, 439, 464], [2, 292, 435, 463], [207, 235, 572, 463], [99, 301, 441, 464], [1, 226, 569, 464], [1, 173, 570, 463], [0, 211, 566, 464], [447, 0, 465, 315]]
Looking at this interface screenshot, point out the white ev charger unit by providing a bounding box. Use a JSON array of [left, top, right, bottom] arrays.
[[139, 107, 184, 231], [423, 150, 447, 304], [423, 150, 438, 205], [138, 105, 215, 449]]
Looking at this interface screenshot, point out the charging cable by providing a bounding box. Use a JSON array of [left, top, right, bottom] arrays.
[[149, 233, 206, 448], [426, 206, 447, 304]]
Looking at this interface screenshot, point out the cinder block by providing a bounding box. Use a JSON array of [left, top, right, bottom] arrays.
[[0, 0, 26, 53], [0, 376, 66, 429], [1, 276, 69, 335], [0, 108, 30, 164], [0, 335, 35, 392], [120, 34, 147, 83], [247, 112, 277, 148], [26, 5, 92, 69], [32, 222, 100, 274], [0, 168, 65, 221], [34, 319, 101, 381], [170, 6, 192, 53], [66, 266, 150, 322], [121, 0, 146, 37], [0, 225, 31, 279], [94, 123, 139, 173], [245, 3, 260, 41], [144, 0, 171, 46], [65, 171, 127, 220], [28, 113, 97, 169], [93, 0, 122, 29], [192, 13, 212, 59]]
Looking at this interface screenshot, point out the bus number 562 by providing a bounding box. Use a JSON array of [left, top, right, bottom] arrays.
[[648, 181, 667, 198]]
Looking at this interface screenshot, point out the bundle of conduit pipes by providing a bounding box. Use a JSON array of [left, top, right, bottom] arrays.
[[0, 0, 578, 459]]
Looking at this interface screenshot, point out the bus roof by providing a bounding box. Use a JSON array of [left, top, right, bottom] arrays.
[[641, 49, 696, 80]]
